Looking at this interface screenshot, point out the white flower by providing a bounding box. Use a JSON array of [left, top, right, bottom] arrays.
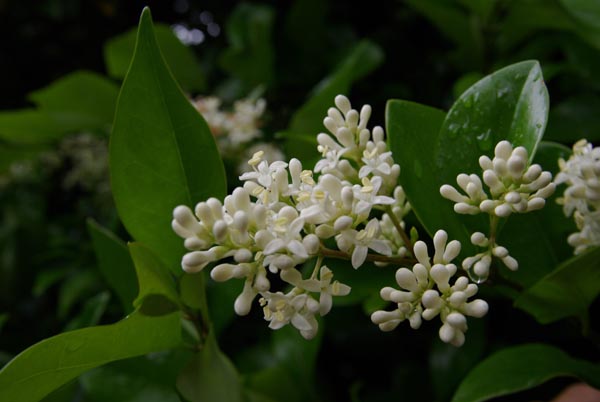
[[441, 140, 555, 217], [371, 230, 488, 346], [260, 290, 320, 339], [336, 219, 392, 268]]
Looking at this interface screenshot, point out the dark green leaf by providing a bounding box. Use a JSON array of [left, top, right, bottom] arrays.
[[58, 269, 99, 319], [63, 292, 110, 331], [0, 311, 181, 402], [559, 0, 600, 31], [386, 99, 476, 252], [80, 350, 190, 402], [104, 24, 205, 92], [545, 96, 600, 142], [287, 40, 384, 136], [88, 219, 138, 313], [220, 3, 275, 90], [177, 332, 243, 402], [514, 247, 600, 325], [110, 8, 226, 272], [27, 71, 119, 133], [128, 242, 180, 313], [452, 344, 600, 402]]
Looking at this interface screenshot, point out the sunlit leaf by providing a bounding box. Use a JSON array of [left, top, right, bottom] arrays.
[[110, 8, 226, 272], [452, 344, 600, 402]]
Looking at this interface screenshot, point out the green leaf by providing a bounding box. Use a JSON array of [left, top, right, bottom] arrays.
[[386, 99, 476, 252], [63, 292, 110, 332], [287, 40, 384, 136], [0, 109, 66, 145], [88, 219, 138, 313], [110, 8, 226, 272], [220, 3, 275, 89], [0, 311, 181, 402], [245, 326, 321, 402], [177, 332, 243, 402], [27, 70, 119, 133], [545, 96, 600, 142], [451, 344, 600, 402], [128, 242, 180, 314], [559, 0, 600, 31], [80, 351, 190, 402], [104, 24, 205, 92], [514, 247, 600, 326]]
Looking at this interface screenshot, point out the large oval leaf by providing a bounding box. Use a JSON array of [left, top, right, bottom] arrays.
[[110, 8, 226, 273], [452, 344, 600, 402], [0, 311, 181, 402]]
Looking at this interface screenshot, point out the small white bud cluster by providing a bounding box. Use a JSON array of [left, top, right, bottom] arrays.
[[440, 140, 555, 217], [462, 232, 518, 280], [555, 139, 600, 254], [371, 230, 488, 347], [174, 95, 411, 339], [192, 95, 267, 153]]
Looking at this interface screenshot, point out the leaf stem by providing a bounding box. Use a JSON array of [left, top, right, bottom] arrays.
[[384, 205, 414, 255]]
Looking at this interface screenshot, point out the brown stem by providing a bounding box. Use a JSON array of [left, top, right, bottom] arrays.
[[385, 205, 414, 255]]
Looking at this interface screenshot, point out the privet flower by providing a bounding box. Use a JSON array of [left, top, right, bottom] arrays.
[[440, 140, 555, 217], [173, 95, 410, 339], [371, 230, 488, 346], [555, 139, 600, 254]]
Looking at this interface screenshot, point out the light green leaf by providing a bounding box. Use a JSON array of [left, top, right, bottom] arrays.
[[0, 311, 181, 402], [110, 8, 226, 273], [104, 24, 205, 92], [452, 344, 600, 402], [220, 3, 275, 89], [176, 332, 243, 402], [128, 242, 180, 315], [27, 70, 119, 133], [88, 219, 138, 313], [514, 247, 600, 326]]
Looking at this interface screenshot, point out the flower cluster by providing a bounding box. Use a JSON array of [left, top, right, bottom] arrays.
[[173, 95, 411, 339], [555, 139, 600, 254], [192, 95, 269, 152], [371, 230, 488, 347], [440, 140, 555, 280], [440, 141, 555, 217]]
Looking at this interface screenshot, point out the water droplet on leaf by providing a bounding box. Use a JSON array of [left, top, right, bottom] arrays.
[[476, 129, 493, 151]]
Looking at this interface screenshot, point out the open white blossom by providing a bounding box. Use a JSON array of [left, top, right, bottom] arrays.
[[555, 139, 600, 254]]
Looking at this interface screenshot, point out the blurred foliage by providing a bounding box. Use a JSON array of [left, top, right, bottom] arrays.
[[0, 1, 599, 401]]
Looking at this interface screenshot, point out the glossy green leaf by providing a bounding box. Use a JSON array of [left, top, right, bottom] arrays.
[[386, 99, 476, 252], [177, 332, 243, 402], [128, 242, 180, 314], [452, 344, 600, 402], [104, 24, 205, 92], [514, 247, 600, 326], [0, 109, 65, 145], [80, 351, 190, 402], [220, 3, 275, 89], [88, 219, 137, 313], [27, 70, 119, 133], [110, 8, 226, 272], [499, 142, 576, 288], [0, 311, 181, 402]]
